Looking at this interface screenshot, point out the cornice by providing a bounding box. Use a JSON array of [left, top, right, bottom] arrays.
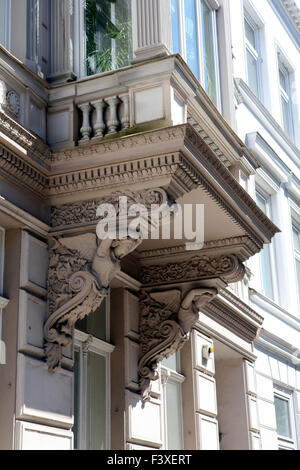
[[0, 123, 279, 248], [0, 111, 51, 163], [220, 289, 264, 326], [0, 145, 47, 197], [202, 294, 262, 343], [137, 236, 259, 263]]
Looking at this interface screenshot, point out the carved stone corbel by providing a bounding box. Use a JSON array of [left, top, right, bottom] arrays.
[[138, 287, 218, 401], [45, 188, 171, 372]]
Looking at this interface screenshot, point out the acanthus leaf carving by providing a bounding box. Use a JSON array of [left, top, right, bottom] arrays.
[[138, 287, 218, 402], [140, 254, 246, 285], [44, 235, 142, 372]]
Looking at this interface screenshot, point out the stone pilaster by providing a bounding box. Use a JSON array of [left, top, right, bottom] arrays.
[[132, 0, 172, 63], [48, 0, 76, 83]]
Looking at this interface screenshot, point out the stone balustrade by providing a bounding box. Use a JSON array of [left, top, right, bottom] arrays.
[[78, 93, 130, 144]]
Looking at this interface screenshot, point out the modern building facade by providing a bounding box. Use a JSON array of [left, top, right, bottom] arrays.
[[0, 0, 299, 451]]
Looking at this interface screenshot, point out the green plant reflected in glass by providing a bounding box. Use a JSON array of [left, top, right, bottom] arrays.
[[84, 0, 132, 76]]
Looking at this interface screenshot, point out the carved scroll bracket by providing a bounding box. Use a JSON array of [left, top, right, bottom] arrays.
[[45, 188, 171, 372], [138, 287, 218, 402]]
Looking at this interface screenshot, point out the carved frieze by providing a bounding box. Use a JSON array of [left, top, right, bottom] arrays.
[[138, 287, 217, 401], [140, 254, 246, 286], [51, 188, 169, 228]]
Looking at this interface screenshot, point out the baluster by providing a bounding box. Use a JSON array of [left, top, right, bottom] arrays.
[[91, 99, 106, 138], [106, 96, 120, 135], [78, 103, 92, 142], [119, 94, 130, 130]]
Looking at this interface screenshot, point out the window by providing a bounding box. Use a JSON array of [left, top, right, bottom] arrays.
[[244, 14, 260, 98], [256, 190, 275, 299], [274, 388, 297, 450], [292, 221, 300, 306], [278, 63, 293, 139], [26, 0, 49, 78], [0, 0, 9, 49], [161, 353, 185, 450], [171, 0, 221, 107], [81, 0, 132, 77], [73, 297, 114, 450]]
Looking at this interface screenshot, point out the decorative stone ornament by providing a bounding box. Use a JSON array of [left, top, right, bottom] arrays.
[[45, 188, 170, 371], [138, 287, 218, 402], [44, 234, 142, 372], [6, 90, 20, 118]]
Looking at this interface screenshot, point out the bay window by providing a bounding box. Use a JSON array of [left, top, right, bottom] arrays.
[[80, 0, 132, 78], [171, 0, 221, 108]]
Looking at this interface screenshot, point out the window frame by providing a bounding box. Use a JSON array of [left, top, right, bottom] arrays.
[[160, 352, 185, 450], [171, 0, 221, 109], [74, 0, 132, 79], [255, 188, 277, 301], [278, 61, 294, 140], [292, 219, 300, 308], [243, 12, 261, 99], [274, 387, 297, 450], [73, 291, 114, 450]]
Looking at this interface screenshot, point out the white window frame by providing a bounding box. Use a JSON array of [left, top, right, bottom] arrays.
[[73, 327, 114, 450], [274, 386, 297, 450], [292, 218, 300, 308], [243, 12, 261, 99], [255, 188, 277, 301], [171, 0, 221, 109], [278, 60, 294, 140], [160, 352, 185, 450]]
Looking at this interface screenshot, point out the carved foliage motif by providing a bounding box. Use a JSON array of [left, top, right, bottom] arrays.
[[140, 255, 246, 285], [51, 188, 169, 227], [138, 287, 218, 402], [44, 238, 106, 371]]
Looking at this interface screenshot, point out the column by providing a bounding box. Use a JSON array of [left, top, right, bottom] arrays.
[[132, 0, 172, 63], [48, 0, 75, 83]]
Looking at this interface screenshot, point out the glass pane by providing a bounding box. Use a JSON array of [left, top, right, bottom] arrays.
[[244, 18, 256, 48], [166, 381, 183, 450], [76, 297, 107, 341], [293, 227, 300, 252], [279, 68, 288, 93], [281, 95, 291, 136], [246, 48, 259, 96], [184, 0, 199, 79], [201, 1, 217, 105], [87, 352, 107, 450], [73, 349, 81, 449], [256, 192, 267, 214], [261, 244, 274, 299], [85, 0, 132, 76], [274, 396, 292, 439], [0, 0, 6, 46], [171, 0, 180, 54], [295, 258, 300, 302], [162, 353, 179, 372]]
